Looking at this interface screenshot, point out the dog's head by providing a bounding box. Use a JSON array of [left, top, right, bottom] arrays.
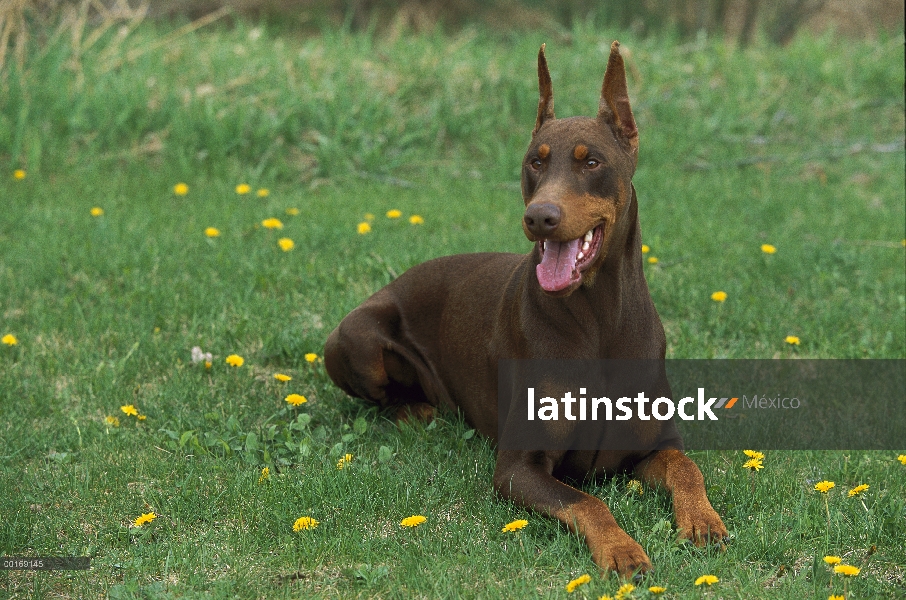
[[521, 42, 639, 296]]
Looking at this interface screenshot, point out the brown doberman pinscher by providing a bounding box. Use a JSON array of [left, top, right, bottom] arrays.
[[324, 41, 727, 577]]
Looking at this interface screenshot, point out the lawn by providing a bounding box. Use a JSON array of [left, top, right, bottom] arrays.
[[1, 14, 904, 599]]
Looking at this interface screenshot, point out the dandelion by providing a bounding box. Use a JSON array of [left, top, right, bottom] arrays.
[[286, 207, 299, 215], [293, 516, 319, 531], [647, 256, 658, 264], [105, 416, 120, 427], [898, 454, 906, 465], [815, 481, 835, 493], [262, 218, 283, 229], [278, 238, 295, 252], [90, 207, 104, 217], [599, 596, 613, 600], [120, 405, 138, 416], [256, 188, 269, 197], [400, 515, 426, 528], [711, 291, 727, 302], [615, 583, 635, 599], [743, 449, 765, 460], [258, 467, 270, 483], [695, 575, 719, 586], [357, 222, 371, 234], [191, 346, 212, 366], [833, 565, 860, 577], [626, 479, 644, 495], [305, 353, 318, 363], [743, 458, 764, 471], [828, 595, 844, 600], [848, 484, 869, 497], [409, 215, 424, 225], [236, 183, 251, 194], [173, 182, 189, 195], [2, 334, 17, 346], [641, 244, 650, 254], [649, 586, 667, 594], [761, 244, 777, 254], [225, 354, 244, 367], [386, 209, 402, 219], [823, 556, 842, 565], [133, 512, 156, 527], [205, 227, 220, 237], [13, 169, 26, 180], [336, 453, 354, 470], [285, 394, 307, 406], [565, 574, 591, 593], [137, 415, 147, 421], [785, 336, 801, 345], [274, 373, 292, 382], [364, 213, 375, 221], [502, 519, 528, 532]]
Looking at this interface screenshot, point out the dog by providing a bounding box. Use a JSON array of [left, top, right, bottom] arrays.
[[324, 41, 727, 577]]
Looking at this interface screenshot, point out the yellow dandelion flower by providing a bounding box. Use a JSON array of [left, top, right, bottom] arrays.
[[258, 467, 270, 483], [502, 519, 528, 532], [2, 334, 17, 346], [833, 565, 860, 577], [262, 218, 283, 229], [256, 188, 270, 197], [565, 574, 591, 593], [626, 479, 644, 495], [13, 169, 26, 180], [641, 244, 650, 253], [90, 207, 104, 217], [137, 414, 147, 421], [848, 484, 869, 497], [305, 353, 318, 363], [173, 183, 189, 195], [278, 238, 295, 252], [286, 207, 299, 215], [649, 586, 667, 594], [785, 336, 801, 345], [120, 404, 138, 416], [274, 373, 292, 382], [743, 449, 765, 460], [364, 213, 375, 221], [204, 361, 212, 369], [400, 515, 426, 528], [409, 215, 424, 225], [615, 583, 635, 599], [695, 575, 719, 586], [599, 596, 614, 600], [133, 512, 156, 527], [814, 480, 835, 493], [293, 516, 318, 531], [829, 595, 844, 600], [357, 222, 371, 234], [105, 416, 120, 427], [205, 227, 220, 237], [898, 454, 906, 465], [337, 453, 354, 470], [743, 458, 764, 471], [236, 183, 251, 195], [386, 209, 402, 219], [761, 244, 777, 254], [711, 291, 727, 302], [285, 394, 307, 406], [823, 555, 842, 565], [225, 354, 244, 367], [647, 256, 658, 264]]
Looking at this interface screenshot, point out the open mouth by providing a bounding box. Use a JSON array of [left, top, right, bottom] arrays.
[[536, 224, 604, 292]]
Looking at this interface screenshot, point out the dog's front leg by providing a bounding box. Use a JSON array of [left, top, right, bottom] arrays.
[[494, 450, 651, 578], [635, 448, 728, 545]]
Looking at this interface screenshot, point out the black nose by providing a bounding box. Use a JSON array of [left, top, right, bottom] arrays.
[[523, 203, 561, 238]]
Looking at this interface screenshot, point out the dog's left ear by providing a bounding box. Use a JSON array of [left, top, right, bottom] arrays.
[[533, 43, 555, 137], [598, 41, 638, 160]]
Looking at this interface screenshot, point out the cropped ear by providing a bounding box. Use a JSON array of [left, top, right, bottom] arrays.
[[597, 41, 638, 158], [533, 43, 555, 136]]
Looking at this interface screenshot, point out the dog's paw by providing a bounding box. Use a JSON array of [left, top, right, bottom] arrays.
[[591, 532, 652, 579], [675, 505, 728, 547]]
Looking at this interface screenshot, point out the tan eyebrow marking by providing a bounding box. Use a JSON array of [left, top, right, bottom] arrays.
[[573, 145, 588, 160], [538, 144, 550, 159]]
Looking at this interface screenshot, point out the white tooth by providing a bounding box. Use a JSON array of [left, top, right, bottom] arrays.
[[582, 242, 590, 251], [542, 241, 547, 251], [584, 230, 593, 242], [577, 251, 584, 260]]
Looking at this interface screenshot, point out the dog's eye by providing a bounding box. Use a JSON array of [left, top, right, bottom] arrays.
[[530, 159, 543, 171], [585, 159, 600, 169]]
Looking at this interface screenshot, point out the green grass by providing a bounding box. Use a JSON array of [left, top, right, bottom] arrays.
[[1, 17, 904, 599]]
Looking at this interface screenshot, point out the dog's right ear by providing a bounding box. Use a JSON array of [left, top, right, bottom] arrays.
[[533, 44, 555, 137]]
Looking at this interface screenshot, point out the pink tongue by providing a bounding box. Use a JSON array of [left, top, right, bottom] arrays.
[[536, 239, 581, 291]]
